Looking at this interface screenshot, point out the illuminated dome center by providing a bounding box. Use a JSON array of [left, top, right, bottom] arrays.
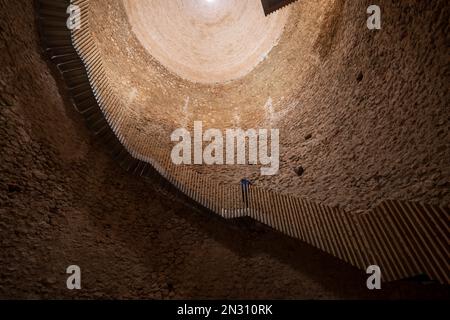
[[123, 0, 290, 84]]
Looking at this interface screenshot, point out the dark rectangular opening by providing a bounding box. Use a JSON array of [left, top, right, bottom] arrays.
[[261, 0, 299, 16]]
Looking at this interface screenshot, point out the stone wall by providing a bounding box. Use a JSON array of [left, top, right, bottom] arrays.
[[88, 0, 449, 212], [0, 0, 448, 299]]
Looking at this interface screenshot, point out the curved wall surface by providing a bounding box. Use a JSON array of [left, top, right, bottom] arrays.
[[86, 0, 449, 212], [35, 0, 450, 284], [0, 0, 448, 298]]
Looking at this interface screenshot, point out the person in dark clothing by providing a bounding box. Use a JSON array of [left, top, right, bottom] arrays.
[[240, 178, 252, 208]]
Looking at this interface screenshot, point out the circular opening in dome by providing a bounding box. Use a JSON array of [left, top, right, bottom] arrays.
[[123, 0, 290, 84]]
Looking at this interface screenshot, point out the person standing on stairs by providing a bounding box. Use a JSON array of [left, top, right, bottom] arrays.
[[240, 178, 253, 209]]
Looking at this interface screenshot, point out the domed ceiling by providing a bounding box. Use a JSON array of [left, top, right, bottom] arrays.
[[123, 0, 289, 83]]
